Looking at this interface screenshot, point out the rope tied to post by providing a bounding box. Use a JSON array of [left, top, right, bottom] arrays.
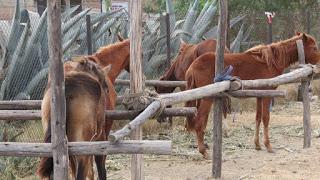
[[121, 88, 166, 119]]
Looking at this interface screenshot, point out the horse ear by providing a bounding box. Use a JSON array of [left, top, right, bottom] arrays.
[[296, 32, 301, 36], [102, 65, 112, 75], [117, 33, 124, 42]]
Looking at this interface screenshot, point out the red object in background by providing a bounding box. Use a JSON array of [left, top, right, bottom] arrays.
[[265, 12, 275, 24]]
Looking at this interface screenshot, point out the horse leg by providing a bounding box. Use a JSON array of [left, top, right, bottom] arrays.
[[76, 156, 94, 180], [195, 99, 213, 159], [262, 97, 274, 153], [254, 98, 262, 150], [95, 155, 106, 180], [94, 134, 106, 180]]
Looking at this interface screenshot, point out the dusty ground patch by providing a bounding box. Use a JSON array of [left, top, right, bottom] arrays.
[[107, 101, 320, 180]]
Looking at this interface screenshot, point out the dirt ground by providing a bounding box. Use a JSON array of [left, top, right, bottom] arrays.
[[106, 101, 320, 180]]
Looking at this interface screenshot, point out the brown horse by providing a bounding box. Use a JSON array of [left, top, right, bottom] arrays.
[[84, 37, 130, 135], [155, 39, 230, 94], [185, 33, 320, 158], [155, 39, 230, 124], [37, 58, 110, 179]]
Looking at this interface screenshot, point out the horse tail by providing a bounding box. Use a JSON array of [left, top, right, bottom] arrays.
[[76, 160, 85, 180], [185, 69, 197, 131], [36, 122, 53, 179]]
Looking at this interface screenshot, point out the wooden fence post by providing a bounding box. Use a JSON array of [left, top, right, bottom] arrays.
[[129, 0, 144, 179], [296, 39, 311, 148], [86, 14, 93, 55], [212, 0, 228, 178], [47, 0, 68, 179], [306, 10, 311, 34], [165, 13, 171, 67]]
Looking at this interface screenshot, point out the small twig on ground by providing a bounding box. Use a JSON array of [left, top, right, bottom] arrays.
[[239, 174, 249, 180]]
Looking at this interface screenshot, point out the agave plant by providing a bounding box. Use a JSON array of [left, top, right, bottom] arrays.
[[0, 0, 129, 100]]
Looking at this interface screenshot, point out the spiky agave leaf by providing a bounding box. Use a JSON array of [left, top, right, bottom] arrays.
[[190, 1, 217, 43], [145, 54, 168, 77], [14, 67, 48, 100], [230, 23, 245, 53], [0, 0, 22, 71], [61, 5, 80, 22], [62, 8, 91, 34], [192, 0, 217, 31], [0, 22, 30, 100], [0, 10, 47, 100], [194, 0, 210, 27], [181, 0, 199, 42], [173, 19, 185, 30], [205, 15, 246, 38]]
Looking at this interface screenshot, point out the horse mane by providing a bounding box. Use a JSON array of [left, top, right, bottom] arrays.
[[95, 39, 130, 57], [245, 34, 308, 72]]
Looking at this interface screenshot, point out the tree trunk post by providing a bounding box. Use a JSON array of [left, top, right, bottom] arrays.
[[212, 0, 228, 178], [129, 0, 144, 179], [296, 39, 311, 148], [86, 14, 93, 55], [47, 0, 68, 179], [165, 13, 171, 67]]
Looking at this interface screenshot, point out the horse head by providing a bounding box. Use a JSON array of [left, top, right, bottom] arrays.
[[298, 32, 320, 65], [88, 39, 130, 83]]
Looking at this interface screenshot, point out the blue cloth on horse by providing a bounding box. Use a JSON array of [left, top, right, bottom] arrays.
[[214, 65, 234, 83]]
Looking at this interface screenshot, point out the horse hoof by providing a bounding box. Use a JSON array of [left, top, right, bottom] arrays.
[[267, 149, 275, 153], [255, 145, 262, 151], [202, 152, 209, 159]]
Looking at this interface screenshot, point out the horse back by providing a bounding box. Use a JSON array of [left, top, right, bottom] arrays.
[[65, 73, 106, 142]]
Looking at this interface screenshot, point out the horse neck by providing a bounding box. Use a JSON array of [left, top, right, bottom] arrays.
[[275, 42, 299, 70], [96, 45, 130, 83]]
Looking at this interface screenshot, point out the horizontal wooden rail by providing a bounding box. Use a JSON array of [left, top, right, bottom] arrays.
[[0, 107, 197, 121], [0, 140, 172, 157], [0, 90, 285, 110], [115, 79, 186, 88]]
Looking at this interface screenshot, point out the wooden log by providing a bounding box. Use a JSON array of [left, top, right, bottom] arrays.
[[86, 14, 93, 55], [47, 0, 68, 178], [165, 13, 171, 68], [0, 107, 196, 121], [129, 0, 144, 178], [240, 66, 314, 89], [225, 90, 286, 97], [0, 140, 172, 157], [109, 101, 161, 142], [115, 79, 186, 88], [0, 90, 286, 111], [212, 0, 228, 178], [107, 107, 197, 120], [0, 100, 41, 110], [297, 39, 311, 148], [0, 110, 40, 120], [159, 81, 232, 106]]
